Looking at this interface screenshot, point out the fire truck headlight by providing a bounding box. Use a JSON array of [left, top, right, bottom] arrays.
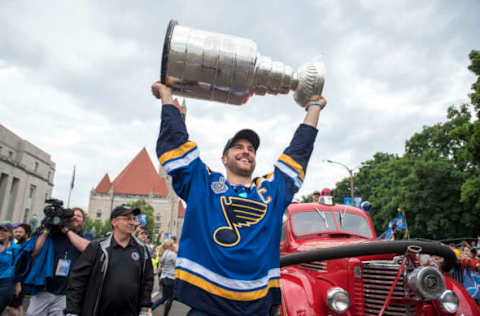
[[439, 290, 459, 313], [407, 266, 445, 300], [327, 287, 350, 313]]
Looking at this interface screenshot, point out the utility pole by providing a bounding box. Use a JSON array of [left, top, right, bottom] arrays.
[[325, 160, 355, 207]]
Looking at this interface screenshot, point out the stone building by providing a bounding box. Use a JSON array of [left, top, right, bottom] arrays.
[[177, 201, 185, 238], [0, 124, 55, 225], [88, 147, 183, 238]]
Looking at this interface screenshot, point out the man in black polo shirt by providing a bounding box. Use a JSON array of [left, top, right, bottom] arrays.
[[65, 205, 153, 316]]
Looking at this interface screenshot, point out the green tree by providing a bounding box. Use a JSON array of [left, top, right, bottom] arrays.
[[330, 50, 480, 240], [469, 50, 480, 116], [82, 215, 95, 236], [82, 215, 112, 238], [461, 50, 480, 213]]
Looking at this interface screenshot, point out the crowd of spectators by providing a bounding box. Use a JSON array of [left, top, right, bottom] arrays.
[[0, 222, 32, 315], [0, 205, 181, 316]]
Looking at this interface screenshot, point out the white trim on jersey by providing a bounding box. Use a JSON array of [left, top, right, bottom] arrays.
[[163, 148, 200, 173], [274, 161, 303, 188], [176, 257, 280, 291]]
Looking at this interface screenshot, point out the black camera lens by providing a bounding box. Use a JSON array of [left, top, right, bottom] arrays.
[[51, 216, 62, 225]]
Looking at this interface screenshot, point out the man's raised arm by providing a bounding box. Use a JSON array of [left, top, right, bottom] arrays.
[[303, 95, 327, 128], [152, 81, 174, 105]]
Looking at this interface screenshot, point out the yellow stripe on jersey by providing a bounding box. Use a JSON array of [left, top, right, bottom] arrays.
[[255, 173, 273, 187], [159, 141, 197, 165], [176, 269, 280, 301], [278, 154, 305, 181]]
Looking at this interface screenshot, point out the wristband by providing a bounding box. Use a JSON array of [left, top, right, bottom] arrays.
[[305, 102, 325, 111]]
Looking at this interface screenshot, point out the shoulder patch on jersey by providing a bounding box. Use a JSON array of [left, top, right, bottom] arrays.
[[211, 176, 228, 194]]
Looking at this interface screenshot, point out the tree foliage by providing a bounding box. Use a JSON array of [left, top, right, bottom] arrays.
[[330, 50, 480, 239], [83, 215, 113, 238]]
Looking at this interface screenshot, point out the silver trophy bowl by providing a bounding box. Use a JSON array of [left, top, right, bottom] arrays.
[[161, 20, 325, 107]]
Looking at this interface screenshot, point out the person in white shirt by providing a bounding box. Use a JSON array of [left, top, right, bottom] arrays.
[[152, 239, 177, 316]]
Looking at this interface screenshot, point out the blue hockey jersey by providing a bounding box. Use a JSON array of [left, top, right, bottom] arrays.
[[156, 104, 317, 315]]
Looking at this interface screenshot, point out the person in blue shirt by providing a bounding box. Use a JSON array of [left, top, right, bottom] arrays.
[[152, 82, 327, 315], [26, 207, 91, 316], [0, 223, 21, 313]]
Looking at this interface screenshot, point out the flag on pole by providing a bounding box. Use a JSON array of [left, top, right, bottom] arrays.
[[70, 165, 76, 189], [391, 214, 407, 230], [399, 209, 409, 239], [378, 213, 407, 240]]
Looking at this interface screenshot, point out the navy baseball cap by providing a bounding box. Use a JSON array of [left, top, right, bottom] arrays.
[[110, 205, 141, 219], [223, 129, 260, 156]]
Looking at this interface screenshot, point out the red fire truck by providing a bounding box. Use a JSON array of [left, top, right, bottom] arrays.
[[279, 199, 479, 315]]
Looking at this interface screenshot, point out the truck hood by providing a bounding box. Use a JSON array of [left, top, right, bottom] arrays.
[[297, 238, 370, 252]]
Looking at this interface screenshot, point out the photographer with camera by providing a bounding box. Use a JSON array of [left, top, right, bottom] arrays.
[[26, 201, 91, 316]]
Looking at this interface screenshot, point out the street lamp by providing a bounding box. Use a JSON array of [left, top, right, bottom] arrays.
[[325, 160, 355, 207]]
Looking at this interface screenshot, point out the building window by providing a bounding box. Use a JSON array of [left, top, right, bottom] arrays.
[[96, 211, 102, 218], [29, 184, 36, 199], [34, 162, 39, 172], [8, 151, 13, 158], [47, 171, 51, 181], [44, 192, 49, 202], [155, 215, 161, 221]]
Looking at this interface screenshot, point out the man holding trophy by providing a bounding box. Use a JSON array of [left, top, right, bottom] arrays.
[[153, 20, 327, 315]]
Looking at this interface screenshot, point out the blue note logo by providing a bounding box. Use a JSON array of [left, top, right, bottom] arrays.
[[213, 196, 267, 247]]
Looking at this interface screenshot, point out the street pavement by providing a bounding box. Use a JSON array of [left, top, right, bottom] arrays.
[[152, 274, 190, 316]]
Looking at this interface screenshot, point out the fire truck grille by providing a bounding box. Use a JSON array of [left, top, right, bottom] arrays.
[[362, 261, 416, 316], [299, 261, 327, 273]]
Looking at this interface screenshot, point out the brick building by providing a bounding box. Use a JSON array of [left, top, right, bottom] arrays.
[[87, 147, 185, 237]]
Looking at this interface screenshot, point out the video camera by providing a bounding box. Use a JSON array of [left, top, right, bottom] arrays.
[[42, 199, 74, 233]]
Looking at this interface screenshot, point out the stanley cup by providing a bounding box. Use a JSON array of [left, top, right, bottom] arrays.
[[161, 20, 325, 107]]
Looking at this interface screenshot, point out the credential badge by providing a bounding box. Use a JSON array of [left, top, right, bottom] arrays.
[[211, 176, 228, 194]]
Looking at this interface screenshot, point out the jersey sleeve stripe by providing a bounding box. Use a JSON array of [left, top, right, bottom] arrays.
[[278, 154, 305, 181], [160, 147, 200, 173], [176, 270, 280, 301], [274, 161, 303, 188], [159, 141, 197, 165], [176, 257, 279, 291]]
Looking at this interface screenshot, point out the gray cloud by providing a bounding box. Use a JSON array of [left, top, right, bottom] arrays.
[[1, 0, 479, 208]]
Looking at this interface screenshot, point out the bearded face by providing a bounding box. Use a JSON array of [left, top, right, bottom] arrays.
[[222, 139, 256, 178], [69, 210, 85, 232], [13, 227, 26, 241]]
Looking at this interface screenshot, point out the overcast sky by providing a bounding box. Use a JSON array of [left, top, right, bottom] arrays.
[[1, 1, 479, 210]]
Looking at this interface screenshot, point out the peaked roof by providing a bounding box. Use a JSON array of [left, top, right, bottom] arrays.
[[95, 173, 112, 193], [94, 148, 168, 197], [178, 201, 186, 218]]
